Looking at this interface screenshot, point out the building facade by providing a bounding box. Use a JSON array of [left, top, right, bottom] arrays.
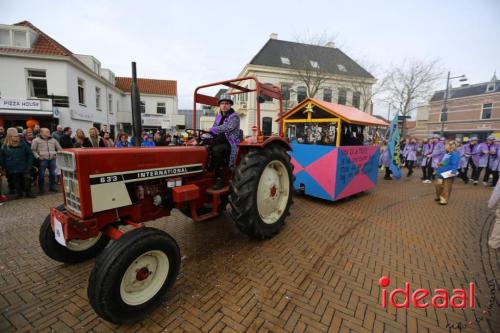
[[0, 21, 177, 135], [233, 34, 376, 135], [415, 74, 500, 140]]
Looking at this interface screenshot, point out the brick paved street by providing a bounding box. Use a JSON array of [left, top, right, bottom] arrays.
[[1, 172, 499, 333]]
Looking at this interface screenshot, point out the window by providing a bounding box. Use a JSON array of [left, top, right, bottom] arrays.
[[323, 88, 332, 102], [108, 94, 113, 113], [486, 83, 495, 92], [281, 84, 291, 100], [157, 102, 166, 114], [0, 29, 10, 45], [140, 101, 146, 113], [310, 60, 319, 69], [262, 83, 273, 102], [297, 86, 307, 103], [27, 69, 47, 98], [352, 92, 361, 109], [262, 117, 273, 136], [93, 61, 100, 75], [482, 103, 492, 119], [78, 78, 85, 105], [338, 89, 347, 105], [95, 87, 101, 109], [280, 57, 290, 65], [337, 64, 347, 72], [13, 30, 27, 48]]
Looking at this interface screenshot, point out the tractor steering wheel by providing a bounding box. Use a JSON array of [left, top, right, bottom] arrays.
[[185, 128, 213, 146]]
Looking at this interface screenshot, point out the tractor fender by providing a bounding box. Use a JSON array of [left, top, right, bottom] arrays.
[[236, 136, 292, 165]]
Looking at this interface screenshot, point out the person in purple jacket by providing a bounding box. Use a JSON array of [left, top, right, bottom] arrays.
[[421, 137, 433, 183], [403, 137, 417, 177], [492, 139, 500, 186], [429, 135, 445, 182], [482, 135, 497, 186], [209, 93, 241, 190], [472, 136, 493, 185], [458, 137, 471, 183], [379, 140, 392, 180], [434, 140, 460, 205]]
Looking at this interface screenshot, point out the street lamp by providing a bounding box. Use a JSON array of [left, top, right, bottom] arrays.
[[440, 71, 467, 136]]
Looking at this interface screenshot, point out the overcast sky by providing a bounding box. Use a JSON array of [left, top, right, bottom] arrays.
[[1, 0, 499, 116]]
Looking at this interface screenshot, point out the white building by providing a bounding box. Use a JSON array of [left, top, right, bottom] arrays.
[[234, 34, 376, 135], [0, 21, 177, 135]]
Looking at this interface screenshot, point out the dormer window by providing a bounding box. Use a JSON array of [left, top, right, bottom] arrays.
[[280, 57, 290, 65], [337, 64, 347, 72], [0, 26, 37, 49], [310, 60, 319, 69], [486, 82, 495, 92]]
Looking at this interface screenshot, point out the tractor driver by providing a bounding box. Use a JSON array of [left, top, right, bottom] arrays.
[[209, 93, 241, 190]]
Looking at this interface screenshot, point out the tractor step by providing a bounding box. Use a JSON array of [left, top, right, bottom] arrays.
[[206, 186, 229, 195]]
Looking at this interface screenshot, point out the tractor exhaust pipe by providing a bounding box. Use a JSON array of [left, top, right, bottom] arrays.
[[131, 62, 142, 146]]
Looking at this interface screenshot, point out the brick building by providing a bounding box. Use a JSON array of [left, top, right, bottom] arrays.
[[415, 73, 499, 140]]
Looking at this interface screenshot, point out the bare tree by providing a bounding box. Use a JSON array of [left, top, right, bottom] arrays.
[[384, 59, 443, 136], [290, 33, 339, 98]]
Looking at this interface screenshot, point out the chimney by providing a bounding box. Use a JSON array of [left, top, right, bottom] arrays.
[[269, 33, 278, 40], [325, 41, 336, 48]]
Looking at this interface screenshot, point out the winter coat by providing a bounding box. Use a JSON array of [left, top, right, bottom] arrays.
[[488, 143, 499, 170], [31, 136, 62, 160], [403, 143, 417, 161], [141, 141, 156, 147], [431, 141, 445, 168], [60, 134, 75, 149], [436, 150, 460, 176], [0, 141, 34, 174], [475, 142, 491, 168], [115, 140, 130, 148], [379, 145, 391, 167], [421, 143, 432, 166], [459, 144, 472, 169], [83, 137, 105, 148], [210, 109, 241, 168]]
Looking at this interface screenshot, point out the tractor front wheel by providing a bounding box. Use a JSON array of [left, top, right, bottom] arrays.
[[39, 205, 110, 264], [229, 145, 293, 239], [88, 227, 180, 325]]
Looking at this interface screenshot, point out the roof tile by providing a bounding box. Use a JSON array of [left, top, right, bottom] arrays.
[[115, 77, 177, 96]]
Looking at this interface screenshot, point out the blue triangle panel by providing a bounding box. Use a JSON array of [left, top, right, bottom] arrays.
[[361, 149, 381, 185], [294, 170, 332, 200], [290, 141, 335, 168], [335, 149, 359, 196]]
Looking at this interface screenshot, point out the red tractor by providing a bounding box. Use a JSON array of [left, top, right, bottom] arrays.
[[38, 77, 294, 324]]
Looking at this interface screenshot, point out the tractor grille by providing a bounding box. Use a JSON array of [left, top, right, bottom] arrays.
[[56, 152, 81, 215]]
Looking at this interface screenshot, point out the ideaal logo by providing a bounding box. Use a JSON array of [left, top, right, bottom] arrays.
[[379, 276, 475, 309], [379, 276, 497, 331]]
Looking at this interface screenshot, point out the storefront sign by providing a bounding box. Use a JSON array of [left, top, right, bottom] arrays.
[[142, 114, 167, 127], [0, 98, 41, 110], [71, 109, 93, 121]]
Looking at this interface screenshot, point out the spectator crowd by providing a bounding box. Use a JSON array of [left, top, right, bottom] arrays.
[[0, 124, 185, 202]]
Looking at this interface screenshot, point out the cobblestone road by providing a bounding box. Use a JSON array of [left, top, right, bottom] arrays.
[[1, 173, 499, 332]]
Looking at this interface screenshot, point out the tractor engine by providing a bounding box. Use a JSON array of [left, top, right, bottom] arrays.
[[57, 146, 208, 219]]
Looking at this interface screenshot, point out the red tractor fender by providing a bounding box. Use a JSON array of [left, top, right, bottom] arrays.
[[235, 136, 292, 165]]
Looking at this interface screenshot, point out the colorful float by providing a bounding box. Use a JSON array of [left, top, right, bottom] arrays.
[[279, 98, 388, 201]]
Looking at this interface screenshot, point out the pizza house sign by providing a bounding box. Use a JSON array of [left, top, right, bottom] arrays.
[[0, 98, 41, 110]]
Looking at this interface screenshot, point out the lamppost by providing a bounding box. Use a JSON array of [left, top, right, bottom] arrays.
[[440, 71, 467, 136]]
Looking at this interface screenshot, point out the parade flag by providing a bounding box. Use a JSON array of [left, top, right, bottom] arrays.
[[387, 116, 402, 179]]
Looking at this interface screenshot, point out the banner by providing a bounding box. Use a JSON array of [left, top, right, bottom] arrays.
[[387, 116, 401, 179]]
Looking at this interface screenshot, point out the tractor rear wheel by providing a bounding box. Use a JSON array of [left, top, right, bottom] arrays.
[[39, 205, 110, 264], [229, 145, 293, 239], [88, 227, 180, 324]]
